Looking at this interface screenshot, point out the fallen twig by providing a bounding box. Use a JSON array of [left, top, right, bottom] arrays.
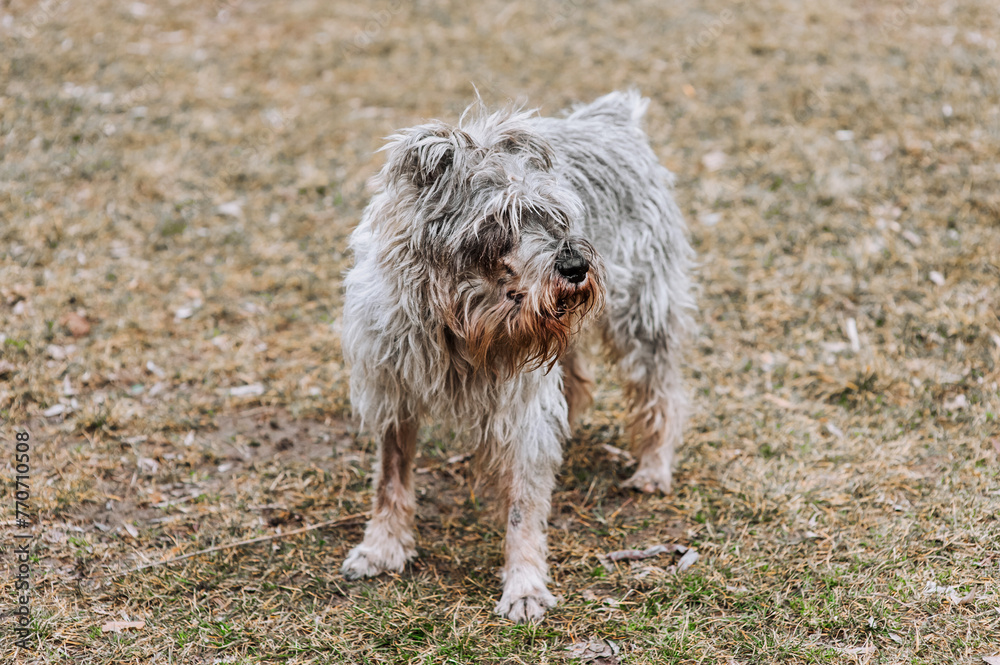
[[103, 512, 368, 578]]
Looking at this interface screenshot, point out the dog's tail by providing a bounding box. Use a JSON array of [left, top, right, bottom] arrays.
[[566, 89, 649, 126]]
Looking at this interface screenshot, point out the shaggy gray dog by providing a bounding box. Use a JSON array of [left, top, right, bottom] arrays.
[[341, 91, 695, 623]]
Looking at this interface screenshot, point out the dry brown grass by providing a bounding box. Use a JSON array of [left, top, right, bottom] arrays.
[[2, 0, 999, 663]]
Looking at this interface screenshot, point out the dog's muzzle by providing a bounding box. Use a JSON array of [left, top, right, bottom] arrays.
[[555, 247, 589, 284]]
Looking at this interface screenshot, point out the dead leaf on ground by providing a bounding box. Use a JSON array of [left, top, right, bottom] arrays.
[[60, 311, 91, 337], [675, 548, 700, 573], [566, 637, 620, 665], [943, 394, 968, 411], [956, 589, 977, 604], [42, 403, 69, 417], [101, 621, 145, 633], [229, 383, 265, 397], [834, 643, 876, 657]]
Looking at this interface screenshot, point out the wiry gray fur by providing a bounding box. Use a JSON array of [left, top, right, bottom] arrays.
[[340, 90, 696, 623]]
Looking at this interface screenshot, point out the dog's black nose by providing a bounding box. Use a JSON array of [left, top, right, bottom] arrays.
[[556, 250, 589, 284]]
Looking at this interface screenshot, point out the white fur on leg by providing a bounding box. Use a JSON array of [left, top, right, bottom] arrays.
[[495, 495, 557, 623], [613, 348, 688, 495], [495, 564, 557, 623], [624, 441, 674, 493], [342, 512, 416, 579], [624, 397, 683, 494], [491, 384, 565, 623], [495, 519, 559, 623], [343, 420, 418, 580]]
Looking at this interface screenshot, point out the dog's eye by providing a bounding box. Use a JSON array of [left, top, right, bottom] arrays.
[[506, 290, 523, 304], [470, 230, 513, 267], [495, 263, 515, 285]]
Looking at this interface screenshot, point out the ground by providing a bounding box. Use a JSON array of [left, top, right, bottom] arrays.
[[1, 0, 999, 663]]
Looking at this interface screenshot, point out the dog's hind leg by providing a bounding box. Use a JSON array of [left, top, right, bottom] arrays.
[[618, 342, 687, 494], [342, 417, 419, 579], [602, 288, 692, 494]]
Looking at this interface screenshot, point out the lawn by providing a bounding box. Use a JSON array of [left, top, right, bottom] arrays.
[[1, 0, 998, 663]]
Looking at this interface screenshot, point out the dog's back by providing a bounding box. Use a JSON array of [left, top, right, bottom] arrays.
[[530, 92, 685, 262]]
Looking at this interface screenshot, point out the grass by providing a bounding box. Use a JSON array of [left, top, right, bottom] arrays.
[[2, 0, 1000, 663]]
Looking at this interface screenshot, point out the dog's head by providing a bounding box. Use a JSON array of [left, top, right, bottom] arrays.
[[371, 104, 604, 375]]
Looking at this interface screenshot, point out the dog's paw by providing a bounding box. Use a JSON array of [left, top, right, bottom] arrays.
[[624, 467, 673, 494], [341, 548, 385, 580], [495, 588, 557, 623], [341, 541, 414, 580]]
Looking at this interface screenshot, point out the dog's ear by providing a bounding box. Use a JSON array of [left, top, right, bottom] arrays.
[[384, 123, 463, 189], [495, 129, 553, 170]]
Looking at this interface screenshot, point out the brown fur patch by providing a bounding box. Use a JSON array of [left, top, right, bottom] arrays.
[[375, 420, 418, 515], [458, 271, 603, 377]]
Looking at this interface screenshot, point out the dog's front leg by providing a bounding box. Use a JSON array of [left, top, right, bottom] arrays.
[[493, 419, 563, 623], [342, 418, 418, 579]]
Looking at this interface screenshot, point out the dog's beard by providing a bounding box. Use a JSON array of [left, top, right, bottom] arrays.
[[458, 273, 603, 376]]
